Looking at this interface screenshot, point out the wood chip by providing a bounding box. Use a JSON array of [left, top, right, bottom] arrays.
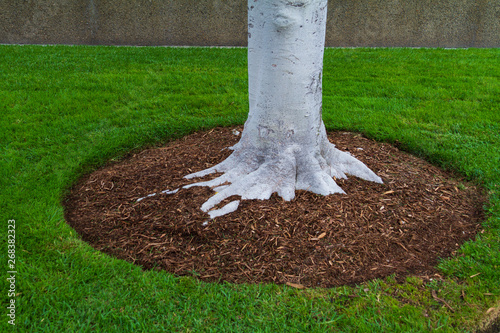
[[286, 282, 305, 289], [431, 290, 455, 312], [311, 232, 327, 241]]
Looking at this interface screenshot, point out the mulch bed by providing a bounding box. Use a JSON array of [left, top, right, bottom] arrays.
[[64, 126, 485, 288]]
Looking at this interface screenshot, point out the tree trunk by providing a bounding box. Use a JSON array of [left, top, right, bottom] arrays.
[[185, 0, 382, 217]]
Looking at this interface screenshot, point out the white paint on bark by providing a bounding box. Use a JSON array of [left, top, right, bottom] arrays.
[[185, 0, 382, 217], [136, 193, 157, 202], [161, 188, 179, 195], [207, 200, 241, 219], [136, 188, 179, 202]]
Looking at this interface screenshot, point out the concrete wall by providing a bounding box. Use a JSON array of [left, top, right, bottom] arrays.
[[1, 0, 499, 47]]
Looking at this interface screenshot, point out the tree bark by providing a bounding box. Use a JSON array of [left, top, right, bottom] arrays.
[[185, 0, 382, 216]]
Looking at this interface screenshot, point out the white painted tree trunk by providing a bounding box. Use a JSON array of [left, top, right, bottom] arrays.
[[185, 0, 382, 216]]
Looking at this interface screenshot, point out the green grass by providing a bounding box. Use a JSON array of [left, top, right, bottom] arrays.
[[1, 45, 499, 332]]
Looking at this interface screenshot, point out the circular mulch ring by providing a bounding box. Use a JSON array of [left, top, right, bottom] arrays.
[[64, 127, 485, 288]]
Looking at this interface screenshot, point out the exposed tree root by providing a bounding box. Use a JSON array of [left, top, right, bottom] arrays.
[[185, 139, 382, 217]]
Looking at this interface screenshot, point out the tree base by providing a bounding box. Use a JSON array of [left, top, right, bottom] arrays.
[[185, 136, 382, 216]]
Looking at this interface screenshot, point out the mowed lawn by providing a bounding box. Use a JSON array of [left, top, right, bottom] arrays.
[[1, 45, 499, 332]]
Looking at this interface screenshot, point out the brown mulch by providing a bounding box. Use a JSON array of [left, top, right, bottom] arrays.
[[64, 126, 485, 288]]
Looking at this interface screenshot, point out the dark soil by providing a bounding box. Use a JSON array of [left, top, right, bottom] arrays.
[[64, 127, 485, 288]]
